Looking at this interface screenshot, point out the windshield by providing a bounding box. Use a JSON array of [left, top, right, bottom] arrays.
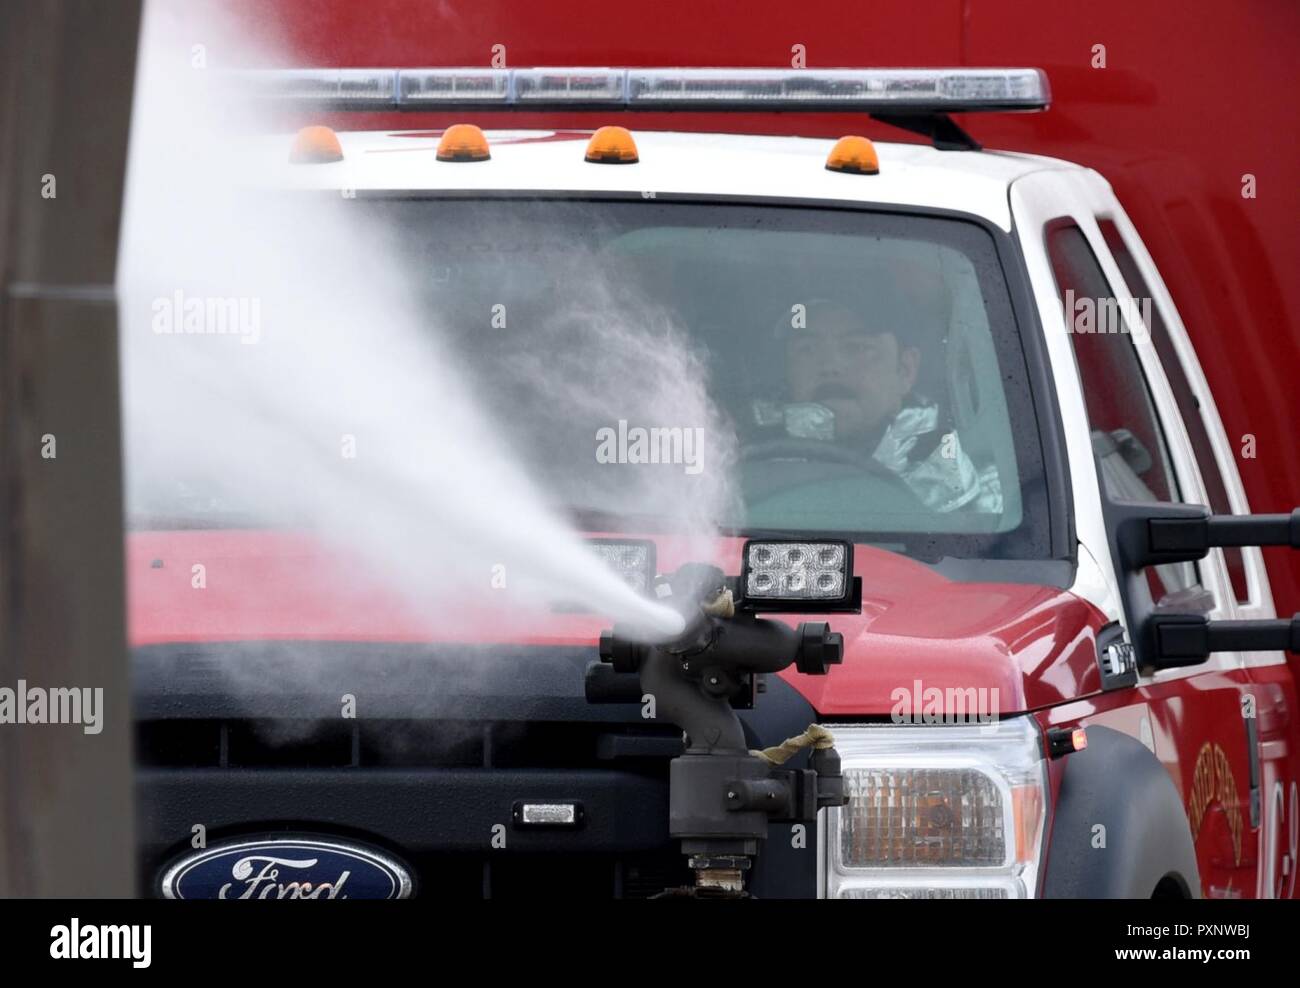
[[128, 196, 1054, 561]]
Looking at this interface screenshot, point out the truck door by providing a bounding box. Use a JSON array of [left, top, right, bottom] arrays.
[[1011, 170, 1261, 897], [1098, 211, 1298, 899]]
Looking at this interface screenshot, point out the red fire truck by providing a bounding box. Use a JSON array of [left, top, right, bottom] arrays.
[[134, 3, 1300, 900]]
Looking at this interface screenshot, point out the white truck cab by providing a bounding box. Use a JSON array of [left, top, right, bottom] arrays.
[[252, 95, 1284, 652]]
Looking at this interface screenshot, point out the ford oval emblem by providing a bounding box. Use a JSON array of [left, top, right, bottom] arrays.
[[160, 837, 414, 900]]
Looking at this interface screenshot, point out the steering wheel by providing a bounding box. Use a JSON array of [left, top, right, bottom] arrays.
[[738, 436, 934, 513], [739, 437, 898, 477], [738, 436, 930, 503]]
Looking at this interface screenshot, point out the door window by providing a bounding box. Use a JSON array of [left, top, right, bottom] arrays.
[[1097, 219, 1249, 603], [1046, 221, 1206, 609]]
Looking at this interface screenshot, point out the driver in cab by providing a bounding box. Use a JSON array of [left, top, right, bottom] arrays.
[[749, 297, 1002, 514]]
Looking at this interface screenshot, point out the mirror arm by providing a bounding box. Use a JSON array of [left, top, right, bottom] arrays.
[[1152, 613, 1300, 666]]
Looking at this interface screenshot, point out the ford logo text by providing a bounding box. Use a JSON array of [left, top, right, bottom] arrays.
[[160, 837, 413, 900]]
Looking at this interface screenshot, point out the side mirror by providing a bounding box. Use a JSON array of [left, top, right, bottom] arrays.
[[1108, 502, 1300, 668], [1119, 504, 1299, 569], [1151, 612, 1300, 668]]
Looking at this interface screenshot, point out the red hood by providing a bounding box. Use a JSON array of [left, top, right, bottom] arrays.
[[127, 530, 1108, 715]]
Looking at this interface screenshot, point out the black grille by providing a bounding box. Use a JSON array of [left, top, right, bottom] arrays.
[[400, 854, 694, 899], [133, 641, 820, 898], [136, 718, 684, 770]]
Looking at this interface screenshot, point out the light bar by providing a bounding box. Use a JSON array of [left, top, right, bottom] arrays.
[[231, 68, 398, 104], [740, 539, 854, 609], [225, 67, 1050, 113]]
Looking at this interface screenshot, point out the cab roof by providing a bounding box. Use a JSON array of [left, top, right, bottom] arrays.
[[260, 129, 1085, 231]]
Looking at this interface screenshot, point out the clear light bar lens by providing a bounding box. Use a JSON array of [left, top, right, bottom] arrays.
[[589, 540, 654, 593], [745, 541, 847, 600], [625, 68, 1048, 107], [232, 68, 396, 102], [515, 68, 626, 102], [224, 67, 1049, 111], [398, 69, 509, 103]]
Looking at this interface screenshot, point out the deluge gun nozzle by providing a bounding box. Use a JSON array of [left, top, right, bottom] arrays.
[[587, 562, 848, 897]]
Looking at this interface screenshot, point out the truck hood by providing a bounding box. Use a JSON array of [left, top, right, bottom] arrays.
[[127, 530, 1107, 716]]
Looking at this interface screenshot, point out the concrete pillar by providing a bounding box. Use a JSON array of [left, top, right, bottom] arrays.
[[0, 0, 142, 896]]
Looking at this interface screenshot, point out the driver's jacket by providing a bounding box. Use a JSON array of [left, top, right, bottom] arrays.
[[750, 399, 1003, 514]]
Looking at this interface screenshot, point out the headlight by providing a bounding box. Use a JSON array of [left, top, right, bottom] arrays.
[[820, 717, 1048, 899]]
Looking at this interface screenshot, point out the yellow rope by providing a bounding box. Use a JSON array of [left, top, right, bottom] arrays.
[[700, 587, 735, 618], [751, 724, 835, 765]]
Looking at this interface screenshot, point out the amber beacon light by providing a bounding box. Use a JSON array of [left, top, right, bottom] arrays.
[[436, 124, 491, 162], [585, 126, 639, 164], [288, 125, 344, 164], [825, 135, 879, 175]]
